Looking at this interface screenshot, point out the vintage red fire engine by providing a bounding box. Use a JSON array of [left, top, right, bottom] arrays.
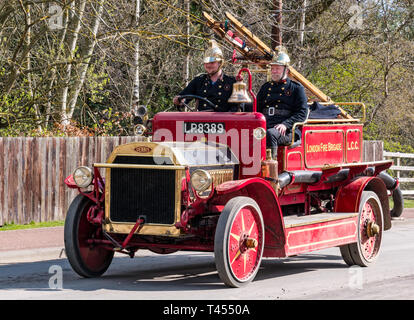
[[63, 13, 403, 287]]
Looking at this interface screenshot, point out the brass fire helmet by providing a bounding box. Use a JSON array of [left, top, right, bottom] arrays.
[[203, 40, 224, 68], [270, 45, 291, 67]]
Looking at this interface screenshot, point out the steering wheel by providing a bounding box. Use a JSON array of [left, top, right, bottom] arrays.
[[177, 95, 217, 112]]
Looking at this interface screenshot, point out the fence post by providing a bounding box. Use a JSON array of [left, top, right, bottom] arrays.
[[363, 140, 383, 162]]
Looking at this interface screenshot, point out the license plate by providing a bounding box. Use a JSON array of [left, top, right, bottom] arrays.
[[184, 122, 225, 134]]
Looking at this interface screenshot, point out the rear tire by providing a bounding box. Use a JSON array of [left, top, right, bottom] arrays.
[[340, 191, 383, 267], [64, 194, 114, 278]]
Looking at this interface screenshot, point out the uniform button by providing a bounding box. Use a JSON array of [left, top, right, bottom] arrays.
[[218, 92, 222, 95], [204, 90, 207, 93], [203, 104, 206, 107], [218, 99, 221, 102], [279, 93, 282, 96], [266, 105, 269, 108], [267, 94, 270, 97], [215, 105, 218, 108], [281, 87, 285, 90], [277, 100, 281, 102], [219, 85, 222, 88]]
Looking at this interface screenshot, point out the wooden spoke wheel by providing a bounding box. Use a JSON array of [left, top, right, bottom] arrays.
[[64, 194, 114, 278], [214, 197, 264, 288], [340, 191, 384, 267]]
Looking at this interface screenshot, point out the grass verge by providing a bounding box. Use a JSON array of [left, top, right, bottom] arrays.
[[0, 220, 64, 231], [390, 198, 414, 209], [403, 199, 414, 208]]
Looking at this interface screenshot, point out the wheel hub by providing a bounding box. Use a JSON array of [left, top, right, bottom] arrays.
[[239, 232, 249, 253], [366, 220, 380, 238], [245, 238, 258, 249], [238, 231, 259, 252]]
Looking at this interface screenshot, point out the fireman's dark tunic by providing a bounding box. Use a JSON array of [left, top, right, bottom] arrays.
[[179, 73, 238, 112], [257, 78, 308, 149]]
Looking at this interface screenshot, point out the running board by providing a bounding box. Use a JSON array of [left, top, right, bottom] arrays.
[[283, 212, 358, 256]]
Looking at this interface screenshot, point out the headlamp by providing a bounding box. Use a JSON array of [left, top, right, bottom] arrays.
[[134, 124, 146, 136], [72, 166, 93, 188], [190, 169, 212, 192]]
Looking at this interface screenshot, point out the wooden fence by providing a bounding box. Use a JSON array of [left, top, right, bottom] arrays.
[[0, 136, 145, 226], [383, 151, 414, 196], [0, 138, 383, 225]]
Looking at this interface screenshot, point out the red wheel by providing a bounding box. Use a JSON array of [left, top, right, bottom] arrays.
[[64, 194, 114, 277], [340, 191, 383, 267], [215, 197, 264, 287]]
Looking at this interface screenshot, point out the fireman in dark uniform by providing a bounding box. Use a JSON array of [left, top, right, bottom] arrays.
[[173, 40, 238, 112], [257, 48, 309, 159]]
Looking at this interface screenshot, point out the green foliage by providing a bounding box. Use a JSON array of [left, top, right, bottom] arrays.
[[307, 41, 382, 104], [383, 141, 414, 154], [0, 91, 41, 136], [85, 63, 110, 104], [92, 107, 134, 136]]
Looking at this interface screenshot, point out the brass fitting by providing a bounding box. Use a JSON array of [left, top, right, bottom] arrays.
[[245, 238, 258, 249], [367, 221, 380, 237]]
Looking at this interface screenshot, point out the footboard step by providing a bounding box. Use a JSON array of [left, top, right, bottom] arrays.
[[283, 212, 359, 256], [283, 212, 357, 228]]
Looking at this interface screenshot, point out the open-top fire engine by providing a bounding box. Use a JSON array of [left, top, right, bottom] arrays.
[[64, 12, 403, 287]]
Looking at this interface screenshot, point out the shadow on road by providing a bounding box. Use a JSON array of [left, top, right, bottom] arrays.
[[0, 250, 347, 293]]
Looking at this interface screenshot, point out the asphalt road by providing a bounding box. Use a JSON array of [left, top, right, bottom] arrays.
[[0, 214, 414, 301]]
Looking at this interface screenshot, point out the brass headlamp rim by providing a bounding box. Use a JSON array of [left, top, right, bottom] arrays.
[[72, 166, 94, 188], [190, 169, 213, 192]]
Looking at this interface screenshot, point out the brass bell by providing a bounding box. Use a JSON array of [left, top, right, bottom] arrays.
[[228, 81, 252, 104]]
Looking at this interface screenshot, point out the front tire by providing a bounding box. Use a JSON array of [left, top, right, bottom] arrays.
[[64, 194, 114, 278], [214, 197, 265, 288], [340, 191, 384, 267]]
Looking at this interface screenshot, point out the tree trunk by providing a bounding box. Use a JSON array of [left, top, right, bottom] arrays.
[[299, 0, 306, 46], [64, 2, 104, 123], [298, 0, 307, 69], [60, 0, 86, 126], [271, 0, 283, 49], [184, 0, 190, 111], [131, 0, 141, 114], [46, 1, 71, 126], [185, 0, 190, 86], [25, 4, 42, 130]]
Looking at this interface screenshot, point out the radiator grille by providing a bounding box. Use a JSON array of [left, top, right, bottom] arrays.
[[109, 156, 176, 224]]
